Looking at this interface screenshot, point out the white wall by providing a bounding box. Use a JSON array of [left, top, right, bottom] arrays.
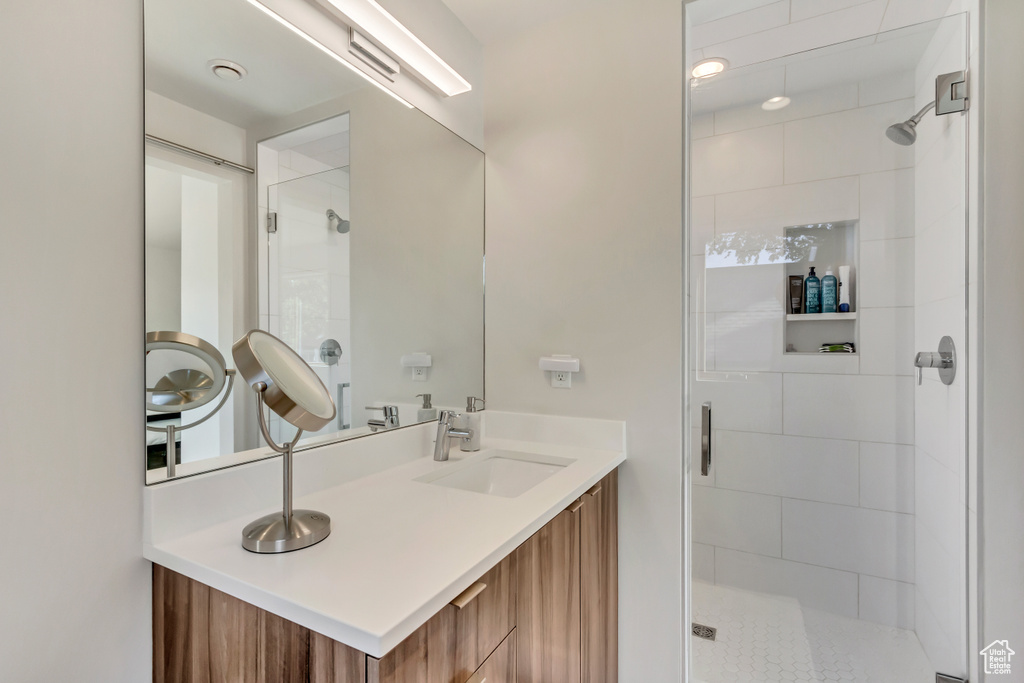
[[484, 1, 684, 677], [0, 1, 151, 680], [690, 73, 919, 628], [145, 94, 257, 457], [981, 1, 1024, 679], [256, 89, 485, 437]]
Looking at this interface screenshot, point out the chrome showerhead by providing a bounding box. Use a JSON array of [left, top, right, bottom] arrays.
[[326, 209, 350, 234], [885, 120, 918, 146], [885, 100, 936, 146]]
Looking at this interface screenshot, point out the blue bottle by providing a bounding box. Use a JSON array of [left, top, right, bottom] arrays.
[[821, 269, 838, 313], [805, 267, 821, 314]]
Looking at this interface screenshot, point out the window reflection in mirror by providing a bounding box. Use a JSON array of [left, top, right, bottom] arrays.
[[144, 0, 483, 483]]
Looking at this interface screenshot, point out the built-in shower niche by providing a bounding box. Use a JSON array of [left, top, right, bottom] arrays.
[[783, 221, 857, 354]]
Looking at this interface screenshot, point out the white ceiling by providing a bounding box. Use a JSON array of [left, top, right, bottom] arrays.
[[145, 0, 369, 128], [439, 0, 611, 45], [694, 14, 955, 115]]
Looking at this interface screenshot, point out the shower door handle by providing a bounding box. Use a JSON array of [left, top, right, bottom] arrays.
[[701, 402, 712, 476]]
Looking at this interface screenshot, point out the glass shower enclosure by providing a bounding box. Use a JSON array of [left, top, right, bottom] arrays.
[[266, 165, 352, 444], [687, 15, 970, 682]]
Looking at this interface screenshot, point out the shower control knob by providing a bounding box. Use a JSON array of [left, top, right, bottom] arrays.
[[914, 336, 956, 386]]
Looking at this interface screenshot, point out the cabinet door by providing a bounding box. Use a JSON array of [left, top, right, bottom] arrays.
[[259, 611, 310, 683], [515, 507, 581, 683], [153, 565, 364, 683], [580, 470, 618, 683]]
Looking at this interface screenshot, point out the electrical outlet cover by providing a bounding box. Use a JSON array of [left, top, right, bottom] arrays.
[[551, 371, 571, 388]]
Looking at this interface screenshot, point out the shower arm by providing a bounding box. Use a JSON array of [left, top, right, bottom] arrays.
[[909, 100, 936, 125]]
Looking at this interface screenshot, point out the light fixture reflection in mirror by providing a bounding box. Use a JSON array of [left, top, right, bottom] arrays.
[[233, 329, 336, 553], [145, 331, 236, 478]]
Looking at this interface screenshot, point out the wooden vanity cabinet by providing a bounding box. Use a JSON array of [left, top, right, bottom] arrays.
[[153, 468, 617, 683], [153, 564, 365, 683], [516, 469, 618, 683]]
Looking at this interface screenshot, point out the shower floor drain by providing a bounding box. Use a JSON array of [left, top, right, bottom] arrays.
[[692, 622, 717, 641]]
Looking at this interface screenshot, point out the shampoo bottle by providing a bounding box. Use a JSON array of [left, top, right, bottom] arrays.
[[460, 397, 484, 452], [821, 269, 838, 313], [805, 267, 821, 314], [416, 393, 436, 422]]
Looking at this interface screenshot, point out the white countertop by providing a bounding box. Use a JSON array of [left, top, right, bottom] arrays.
[[143, 411, 626, 657]]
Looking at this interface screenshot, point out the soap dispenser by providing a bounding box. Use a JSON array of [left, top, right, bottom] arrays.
[[460, 397, 484, 452], [416, 394, 436, 422], [805, 266, 821, 314]]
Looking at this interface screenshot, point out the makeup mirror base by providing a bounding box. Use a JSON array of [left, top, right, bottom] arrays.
[[241, 509, 331, 554]]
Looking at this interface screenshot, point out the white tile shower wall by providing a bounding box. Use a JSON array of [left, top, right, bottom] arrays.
[[691, 76, 919, 628]]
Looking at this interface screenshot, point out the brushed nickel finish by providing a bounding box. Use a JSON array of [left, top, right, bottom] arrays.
[[150, 369, 213, 408], [701, 402, 712, 476], [433, 410, 473, 461], [915, 336, 956, 386], [145, 330, 237, 478], [367, 405, 399, 432], [232, 329, 335, 432], [146, 330, 229, 412], [233, 330, 336, 553], [145, 134, 255, 174]]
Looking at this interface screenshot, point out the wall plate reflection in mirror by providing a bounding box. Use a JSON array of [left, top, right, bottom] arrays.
[[233, 329, 336, 553]]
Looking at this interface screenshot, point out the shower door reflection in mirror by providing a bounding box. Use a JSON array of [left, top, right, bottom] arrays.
[[267, 165, 353, 444], [687, 12, 970, 683]]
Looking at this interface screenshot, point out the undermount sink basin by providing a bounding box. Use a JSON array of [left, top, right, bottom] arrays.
[[417, 450, 576, 498]]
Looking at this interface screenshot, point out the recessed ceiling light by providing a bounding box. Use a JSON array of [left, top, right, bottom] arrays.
[[692, 58, 728, 79], [762, 96, 791, 111], [208, 59, 248, 82]]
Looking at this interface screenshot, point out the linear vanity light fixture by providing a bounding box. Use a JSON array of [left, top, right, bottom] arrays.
[[314, 0, 472, 96], [243, 0, 413, 108]]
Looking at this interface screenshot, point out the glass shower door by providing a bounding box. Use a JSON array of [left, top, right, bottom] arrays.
[[688, 15, 969, 683], [266, 166, 352, 443]]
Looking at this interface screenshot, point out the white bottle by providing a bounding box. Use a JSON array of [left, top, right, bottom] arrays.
[[838, 265, 852, 312], [459, 396, 484, 452], [416, 394, 437, 422]]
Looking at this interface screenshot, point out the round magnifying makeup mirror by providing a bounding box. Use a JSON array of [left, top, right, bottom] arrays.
[[145, 331, 235, 478], [233, 330, 336, 554]]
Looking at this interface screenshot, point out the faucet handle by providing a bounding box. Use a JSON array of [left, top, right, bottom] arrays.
[[437, 409, 459, 424], [366, 405, 399, 418]]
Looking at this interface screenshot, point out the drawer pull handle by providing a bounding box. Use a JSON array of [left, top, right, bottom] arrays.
[[451, 582, 487, 609], [586, 483, 603, 497], [568, 498, 585, 513]]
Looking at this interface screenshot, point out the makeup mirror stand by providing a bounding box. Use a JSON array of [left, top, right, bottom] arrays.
[[146, 372, 236, 478], [240, 380, 332, 554]]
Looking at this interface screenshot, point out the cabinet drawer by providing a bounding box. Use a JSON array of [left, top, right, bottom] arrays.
[[451, 552, 516, 676], [369, 553, 516, 683], [464, 629, 515, 683]]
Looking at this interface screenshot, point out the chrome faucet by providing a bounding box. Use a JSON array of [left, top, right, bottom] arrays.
[[366, 405, 399, 432], [433, 410, 473, 461]]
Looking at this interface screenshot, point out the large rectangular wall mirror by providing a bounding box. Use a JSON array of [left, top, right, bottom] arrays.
[[144, 0, 484, 483]]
